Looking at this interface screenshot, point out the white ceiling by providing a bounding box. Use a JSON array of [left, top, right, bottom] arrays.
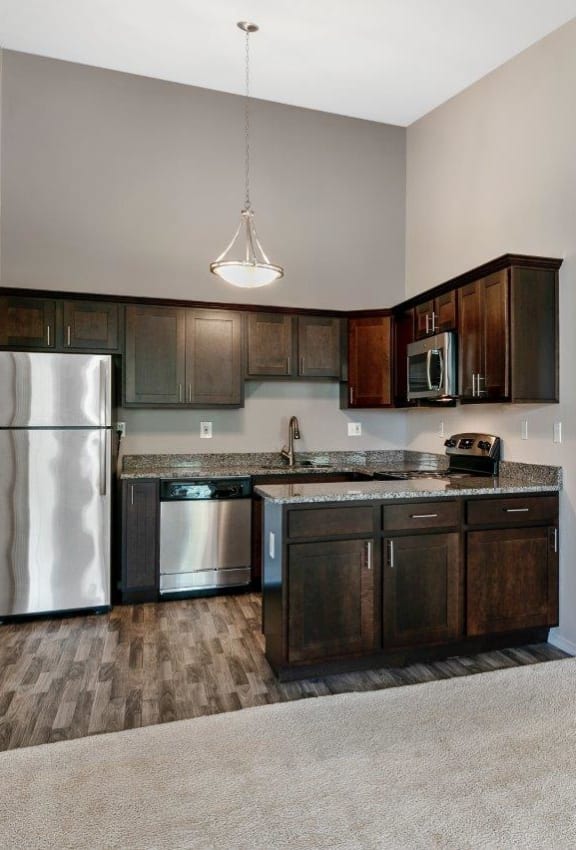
[[2, 0, 576, 126]]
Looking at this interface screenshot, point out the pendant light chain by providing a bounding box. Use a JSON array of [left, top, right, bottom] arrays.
[[244, 27, 251, 211]]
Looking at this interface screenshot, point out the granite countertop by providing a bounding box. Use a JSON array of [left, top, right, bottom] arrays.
[[119, 451, 562, 499], [254, 476, 561, 504]]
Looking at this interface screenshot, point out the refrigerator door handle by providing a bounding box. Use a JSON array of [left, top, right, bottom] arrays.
[[100, 430, 108, 496], [99, 360, 108, 427]]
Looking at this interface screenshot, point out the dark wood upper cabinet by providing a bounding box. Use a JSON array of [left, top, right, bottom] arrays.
[[62, 300, 120, 351], [287, 538, 378, 664], [347, 316, 392, 408], [393, 308, 415, 406], [383, 532, 462, 647], [185, 309, 243, 406], [510, 265, 558, 402], [124, 305, 186, 405], [246, 312, 293, 377], [120, 479, 159, 603], [458, 271, 508, 401], [414, 290, 457, 339], [297, 316, 341, 377], [467, 526, 558, 636], [0, 296, 56, 349]]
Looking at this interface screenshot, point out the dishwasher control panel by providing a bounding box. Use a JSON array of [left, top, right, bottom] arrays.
[[160, 477, 252, 501]]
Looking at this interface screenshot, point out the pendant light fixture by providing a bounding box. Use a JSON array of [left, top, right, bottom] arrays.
[[210, 22, 283, 288]]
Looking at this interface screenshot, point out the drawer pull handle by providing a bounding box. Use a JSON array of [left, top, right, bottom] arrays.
[[411, 513, 438, 519], [504, 507, 530, 513], [387, 539, 395, 569]]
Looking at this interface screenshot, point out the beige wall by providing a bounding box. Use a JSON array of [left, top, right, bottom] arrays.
[[405, 19, 576, 651], [0, 49, 407, 455], [0, 50, 405, 311]]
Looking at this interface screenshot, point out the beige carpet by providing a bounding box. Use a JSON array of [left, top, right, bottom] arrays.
[[2, 658, 576, 850]]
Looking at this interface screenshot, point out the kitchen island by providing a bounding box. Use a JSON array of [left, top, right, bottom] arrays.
[[257, 474, 561, 680]]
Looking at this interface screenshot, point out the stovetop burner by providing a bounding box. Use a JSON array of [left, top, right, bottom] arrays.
[[374, 433, 501, 482]]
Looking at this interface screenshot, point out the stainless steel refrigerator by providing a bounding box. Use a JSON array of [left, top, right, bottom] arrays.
[[0, 352, 112, 617]]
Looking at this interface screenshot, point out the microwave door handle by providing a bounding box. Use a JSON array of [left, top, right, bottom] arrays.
[[438, 349, 445, 393], [426, 349, 433, 390]]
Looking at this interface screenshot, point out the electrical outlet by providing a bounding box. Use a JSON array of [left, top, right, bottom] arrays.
[[200, 421, 213, 438], [521, 420, 528, 440], [553, 421, 562, 444], [115, 422, 126, 438], [348, 422, 362, 437]]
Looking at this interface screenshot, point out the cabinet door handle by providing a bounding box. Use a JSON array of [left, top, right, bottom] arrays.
[[387, 539, 395, 568], [552, 527, 558, 553], [349, 386, 354, 405], [66, 325, 71, 347], [178, 384, 183, 403], [504, 507, 530, 513], [425, 313, 430, 335], [477, 375, 486, 396], [410, 513, 438, 519], [130, 485, 134, 506], [364, 540, 372, 570], [187, 384, 192, 403], [472, 373, 477, 397], [46, 324, 51, 347], [431, 311, 437, 332], [300, 356, 305, 374]]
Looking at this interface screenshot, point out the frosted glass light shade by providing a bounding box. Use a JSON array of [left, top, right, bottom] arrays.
[[210, 261, 283, 287], [210, 208, 283, 288]]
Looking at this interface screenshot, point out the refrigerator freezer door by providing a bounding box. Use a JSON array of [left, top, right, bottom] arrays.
[[0, 352, 112, 427], [0, 429, 111, 616]]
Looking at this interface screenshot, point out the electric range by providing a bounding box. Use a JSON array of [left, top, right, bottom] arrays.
[[373, 433, 501, 482]]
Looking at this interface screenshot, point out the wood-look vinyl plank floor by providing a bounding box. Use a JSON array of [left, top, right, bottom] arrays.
[[0, 593, 568, 752]]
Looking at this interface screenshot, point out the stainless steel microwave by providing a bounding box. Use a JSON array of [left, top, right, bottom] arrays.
[[407, 332, 457, 401]]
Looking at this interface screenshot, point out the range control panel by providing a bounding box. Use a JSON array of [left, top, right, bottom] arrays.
[[444, 433, 501, 459]]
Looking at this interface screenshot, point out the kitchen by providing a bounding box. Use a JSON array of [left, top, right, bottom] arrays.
[[1, 4, 576, 849]]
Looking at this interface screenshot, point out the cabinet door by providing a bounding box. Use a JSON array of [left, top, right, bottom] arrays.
[[457, 282, 482, 399], [414, 300, 434, 339], [481, 271, 509, 400], [0, 296, 56, 349], [124, 305, 186, 405], [122, 480, 159, 599], [348, 316, 392, 407], [467, 526, 558, 636], [297, 316, 341, 377], [247, 312, 293, 376], [185, 309, 243, 405], [287, 538, 378, 663], [383, 533, 462, 647], [434, 290, 457, 332], [393, 308, 415, 405], [62, 301, 120, 351]]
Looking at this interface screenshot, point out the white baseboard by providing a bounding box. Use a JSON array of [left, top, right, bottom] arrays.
[[548, 629, 576, 656]]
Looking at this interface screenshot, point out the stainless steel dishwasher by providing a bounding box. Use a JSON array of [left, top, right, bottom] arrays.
[[159, 477, 252, 594]]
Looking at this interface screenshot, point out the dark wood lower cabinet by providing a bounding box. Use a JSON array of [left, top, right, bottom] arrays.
[[383, 532, 462, 647], [287, 538, 378, 664], [120, 480, 159, 603], [467, 526, 558, 636], [262, 493, 559, 679]]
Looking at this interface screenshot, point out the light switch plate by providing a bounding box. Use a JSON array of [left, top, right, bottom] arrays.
[[553, 421, 562, 444], [348, 422, 362, 437], [200, 422, 213, 438]]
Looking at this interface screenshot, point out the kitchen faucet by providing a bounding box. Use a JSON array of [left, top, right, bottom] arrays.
[[280, 416, 301, 467]]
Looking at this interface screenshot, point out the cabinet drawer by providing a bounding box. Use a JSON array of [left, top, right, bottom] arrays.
[[287, 506, 374, 539], [466, 495, 558, 526], [382, 501, 459, 531]]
